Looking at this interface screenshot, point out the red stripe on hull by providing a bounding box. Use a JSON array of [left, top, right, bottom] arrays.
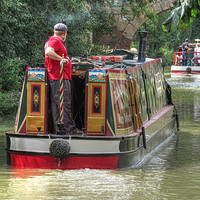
[[10, 154, 119, 170], [171, 71, 200, 74]]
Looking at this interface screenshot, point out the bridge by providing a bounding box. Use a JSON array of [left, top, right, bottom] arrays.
[[93, 0, 174, 49]]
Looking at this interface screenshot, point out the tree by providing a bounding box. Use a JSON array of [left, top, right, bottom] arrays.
[[0, 0, 116, 115], [0, 0, 115, 64], [163, 0, 200, 32]]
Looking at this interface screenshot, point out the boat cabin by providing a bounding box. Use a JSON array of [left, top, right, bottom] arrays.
[[14, 54, 167, 137]]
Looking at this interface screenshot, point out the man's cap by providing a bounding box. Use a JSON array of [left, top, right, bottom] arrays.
[[185, 38, 189, 42], [54, 23, 67, 31]]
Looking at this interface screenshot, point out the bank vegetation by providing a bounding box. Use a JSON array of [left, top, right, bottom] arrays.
[[0, 0, 199, 115]]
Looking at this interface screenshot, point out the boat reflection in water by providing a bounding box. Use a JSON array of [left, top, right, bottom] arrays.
[[6, 32, 178, 170]]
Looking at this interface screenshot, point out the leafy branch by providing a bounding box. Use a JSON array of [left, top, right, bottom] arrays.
[[163, 0, 200, 32]]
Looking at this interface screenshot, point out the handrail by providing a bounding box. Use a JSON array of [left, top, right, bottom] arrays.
[[173, 51, 200, 66]]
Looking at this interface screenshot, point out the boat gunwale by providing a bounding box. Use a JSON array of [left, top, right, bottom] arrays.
[[6, 116, 176, 157], [5, 132, 136, 140]]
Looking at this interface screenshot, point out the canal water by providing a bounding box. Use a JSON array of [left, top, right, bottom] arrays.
[[0, 69, 200, 200]]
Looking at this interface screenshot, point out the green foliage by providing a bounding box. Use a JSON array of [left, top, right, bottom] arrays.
[[133, 10, 200, 66], [119, 0, 155, 20], [0, 0, 115, 63], [0, 58, 24, 91], [163, 0, 200, 32], [90, 44, 112, 55], [0, 0, 115, 115], [159, 46, 174, 66], [0, 0, 49, 64], [0, 91, 21, 115], [0, 57, 25, 115], [1, 0, 199, 116]]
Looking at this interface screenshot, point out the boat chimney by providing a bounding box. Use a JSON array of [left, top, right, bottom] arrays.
[[138, 31, 148, 62]]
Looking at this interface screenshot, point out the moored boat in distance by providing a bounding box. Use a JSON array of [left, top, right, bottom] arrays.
[[171, 39, 200, 76], [6, 32, 179, 170]]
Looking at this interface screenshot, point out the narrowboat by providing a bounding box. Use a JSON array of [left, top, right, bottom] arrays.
[[171, 39, 200, 76], [6, 32, 178, 169]]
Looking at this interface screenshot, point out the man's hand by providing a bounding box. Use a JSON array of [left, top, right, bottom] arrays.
[[62, 58, 69, 65], [45, 47, 68, 63]]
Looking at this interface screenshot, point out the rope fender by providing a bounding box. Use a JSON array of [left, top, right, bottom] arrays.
[[186, 67, 192, 73], [49, 139, 70, 158]]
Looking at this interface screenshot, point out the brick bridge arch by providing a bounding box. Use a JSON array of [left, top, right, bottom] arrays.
[[93, 0, 174, 49]]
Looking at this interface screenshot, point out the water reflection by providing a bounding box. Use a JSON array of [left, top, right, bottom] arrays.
[[194, 95, 200, 122], [0, 72, 200, 200], [0, 168, 176, 200], [168, 75, 200, 127]]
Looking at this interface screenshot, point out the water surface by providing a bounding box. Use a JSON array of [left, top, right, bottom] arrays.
[[0, 70, 200, 200]]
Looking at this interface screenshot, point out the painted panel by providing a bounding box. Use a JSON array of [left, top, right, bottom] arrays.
[[128, 78, 143, 130], [31, 85, 41, 113], [143, 60, 166, 117], [27, 81, 46, 134], [108, 70, 133, 135], [27, 68, 45, 82], [88, 69, 106, 82], [144, 62, 156, 117], [127, 66, 148, 124], [92, 86, 102, 114], [127, 59, 166, 124], [87, 82, 106, 135], [154, 61, 166, 112]]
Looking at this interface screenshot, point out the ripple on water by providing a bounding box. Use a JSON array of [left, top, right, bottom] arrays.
[[167, 75, 200, 89], [0, 72, 200, 200]]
